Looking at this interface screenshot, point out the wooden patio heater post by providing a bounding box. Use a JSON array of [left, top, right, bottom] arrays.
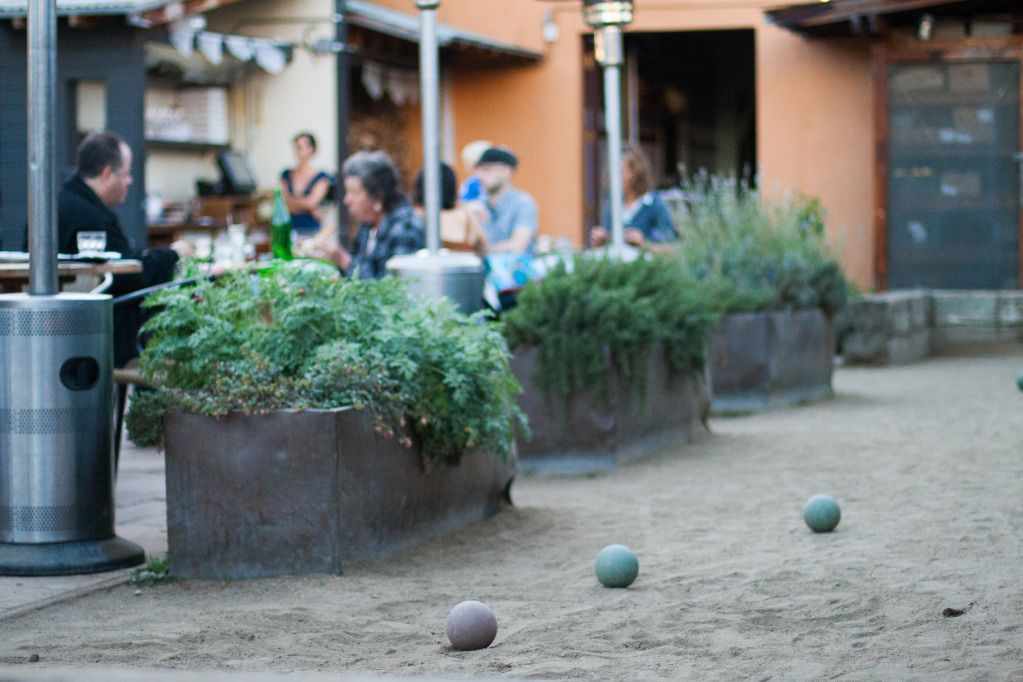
[[584, 0, 633, 259]]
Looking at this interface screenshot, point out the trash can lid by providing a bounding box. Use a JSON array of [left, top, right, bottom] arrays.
[[386, 250, 484, 275]]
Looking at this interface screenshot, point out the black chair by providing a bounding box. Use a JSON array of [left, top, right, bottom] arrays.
[[110, 276, 209, 473]]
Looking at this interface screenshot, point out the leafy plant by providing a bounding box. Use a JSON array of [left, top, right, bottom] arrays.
[[131, 554, 171, 586], [501, 255, 719, 405], [675, 176, 849, 316], [126, 261, 525, 466]]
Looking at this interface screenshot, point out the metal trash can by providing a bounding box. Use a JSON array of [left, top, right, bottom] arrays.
[[387, 250, 485, 315], [0, 293, 144, 575]]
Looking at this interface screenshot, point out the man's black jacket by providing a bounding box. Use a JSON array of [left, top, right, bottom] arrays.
[[59, 175, 179, 367]]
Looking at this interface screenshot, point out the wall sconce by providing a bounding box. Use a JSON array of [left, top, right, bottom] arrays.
[[542, 11, 559, 44], [918, 13, 934, 41]]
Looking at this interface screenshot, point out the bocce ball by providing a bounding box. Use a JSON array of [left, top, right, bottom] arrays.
[[445, 600, 498, 651], [1017, 372, 1023, 392], [594, 544, 639, 588], [804, 494, 841, 533]]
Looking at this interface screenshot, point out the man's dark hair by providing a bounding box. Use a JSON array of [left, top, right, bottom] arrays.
[[477, 146, 517, 169], [413, 163, 457, 210], [76, 132, 126, 179]]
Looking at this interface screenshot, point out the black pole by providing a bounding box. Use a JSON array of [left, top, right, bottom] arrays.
[[335, 0, 350, 248]]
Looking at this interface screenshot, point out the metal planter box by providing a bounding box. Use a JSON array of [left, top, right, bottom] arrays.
[[510, 345, 710, 474], [709, 309, 834, 414], [163, 408, 516, 580]]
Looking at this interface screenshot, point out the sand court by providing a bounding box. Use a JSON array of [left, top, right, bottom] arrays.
[[1, 348, 1021, 680]]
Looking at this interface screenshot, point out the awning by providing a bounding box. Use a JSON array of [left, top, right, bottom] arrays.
[[766, 0, 1023, 37], [0, 0, 244, 24], [344, 0, 542, 66], [0, 0, 167, 17]]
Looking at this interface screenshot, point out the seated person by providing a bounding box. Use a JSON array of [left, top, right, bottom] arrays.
[[413, 163, 488, 255], [311, 151, 424, 279], [591, 144, 678, 252], [475, 146, 537, 255], [280, 131, 333, 237], [58, 132, 192, 367]]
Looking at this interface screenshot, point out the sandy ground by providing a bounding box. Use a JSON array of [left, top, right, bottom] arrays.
[[1, 349, 1021, 681]]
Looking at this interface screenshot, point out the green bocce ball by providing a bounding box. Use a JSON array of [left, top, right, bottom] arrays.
[[1017, 372, 1023, 392], [804, 494, 841, 533], [594, 544, 639, 588]]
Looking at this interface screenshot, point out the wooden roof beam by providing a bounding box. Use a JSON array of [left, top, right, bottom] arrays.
[[766, 0, 1011, 31], [797, 0, 959, 28]]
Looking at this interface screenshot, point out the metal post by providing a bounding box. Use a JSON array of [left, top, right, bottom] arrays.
[[598, 25, 625, 258], [417, 0, 441, 255], [1, 0, 145, 577], [28, 0, 58, 295], [626, 43, 640, 148], [335, 0, 351, 248], [388, 0, 483, 314]]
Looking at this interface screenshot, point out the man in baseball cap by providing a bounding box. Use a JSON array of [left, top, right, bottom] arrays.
[[475, 146, 537, 255]]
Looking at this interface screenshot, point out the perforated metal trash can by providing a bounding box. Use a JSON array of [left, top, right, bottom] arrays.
[[0, 293, 144, 575]]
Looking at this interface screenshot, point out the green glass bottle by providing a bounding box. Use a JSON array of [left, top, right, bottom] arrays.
[[270, 187, 293, 261]]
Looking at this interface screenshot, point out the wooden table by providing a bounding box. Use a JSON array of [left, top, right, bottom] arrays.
[[0, 259, 143, 293]]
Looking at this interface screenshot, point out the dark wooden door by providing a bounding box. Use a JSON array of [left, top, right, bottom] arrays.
[[874, 39, 1023, 289]]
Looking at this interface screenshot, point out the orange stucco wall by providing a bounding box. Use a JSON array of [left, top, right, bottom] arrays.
[[395, 1, 878, 288], [757, 28, 875, 289]]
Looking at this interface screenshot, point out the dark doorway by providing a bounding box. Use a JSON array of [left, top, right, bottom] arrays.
[[582, 29, 757, 232], [883, 57, 1020, 289]]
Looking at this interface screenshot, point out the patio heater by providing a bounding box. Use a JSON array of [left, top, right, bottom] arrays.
[[0, 0, 144, 575], [585, 0, 633, 258], [387, 0, 485, 315]]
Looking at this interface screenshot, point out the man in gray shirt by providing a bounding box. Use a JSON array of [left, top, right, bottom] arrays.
[[475, 147, 537, 254]]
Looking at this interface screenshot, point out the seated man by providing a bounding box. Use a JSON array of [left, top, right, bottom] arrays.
[[59, 132, 192, 366], [474, 147, 537, 255]]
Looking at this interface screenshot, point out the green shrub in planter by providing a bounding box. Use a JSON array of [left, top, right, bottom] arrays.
[[676, 177, 850, 316], [501, 256, 718, 405], [126, 261, 526, 466]]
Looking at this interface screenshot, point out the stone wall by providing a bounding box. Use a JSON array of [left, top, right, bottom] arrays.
[[843, 290, 1023, 365]]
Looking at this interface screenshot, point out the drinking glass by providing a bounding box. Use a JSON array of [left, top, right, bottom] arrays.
[[76, 231, 107, 253]]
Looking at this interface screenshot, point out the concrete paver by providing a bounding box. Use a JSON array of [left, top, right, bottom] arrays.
[[0, 440, 167, 620]]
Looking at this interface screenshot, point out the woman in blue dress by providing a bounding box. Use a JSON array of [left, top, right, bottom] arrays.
[[280, 131, 333, 236], [591, 144, 678, 252]]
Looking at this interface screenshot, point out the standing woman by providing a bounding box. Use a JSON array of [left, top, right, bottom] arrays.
[[314, 151, 424, 279], [280, 131, 333, 236]]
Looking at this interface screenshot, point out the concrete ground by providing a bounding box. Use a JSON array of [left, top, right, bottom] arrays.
[[0, 439, 167, 620]]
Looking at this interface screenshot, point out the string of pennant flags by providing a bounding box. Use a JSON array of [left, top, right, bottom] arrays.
[[168, 20, 292, 75]]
